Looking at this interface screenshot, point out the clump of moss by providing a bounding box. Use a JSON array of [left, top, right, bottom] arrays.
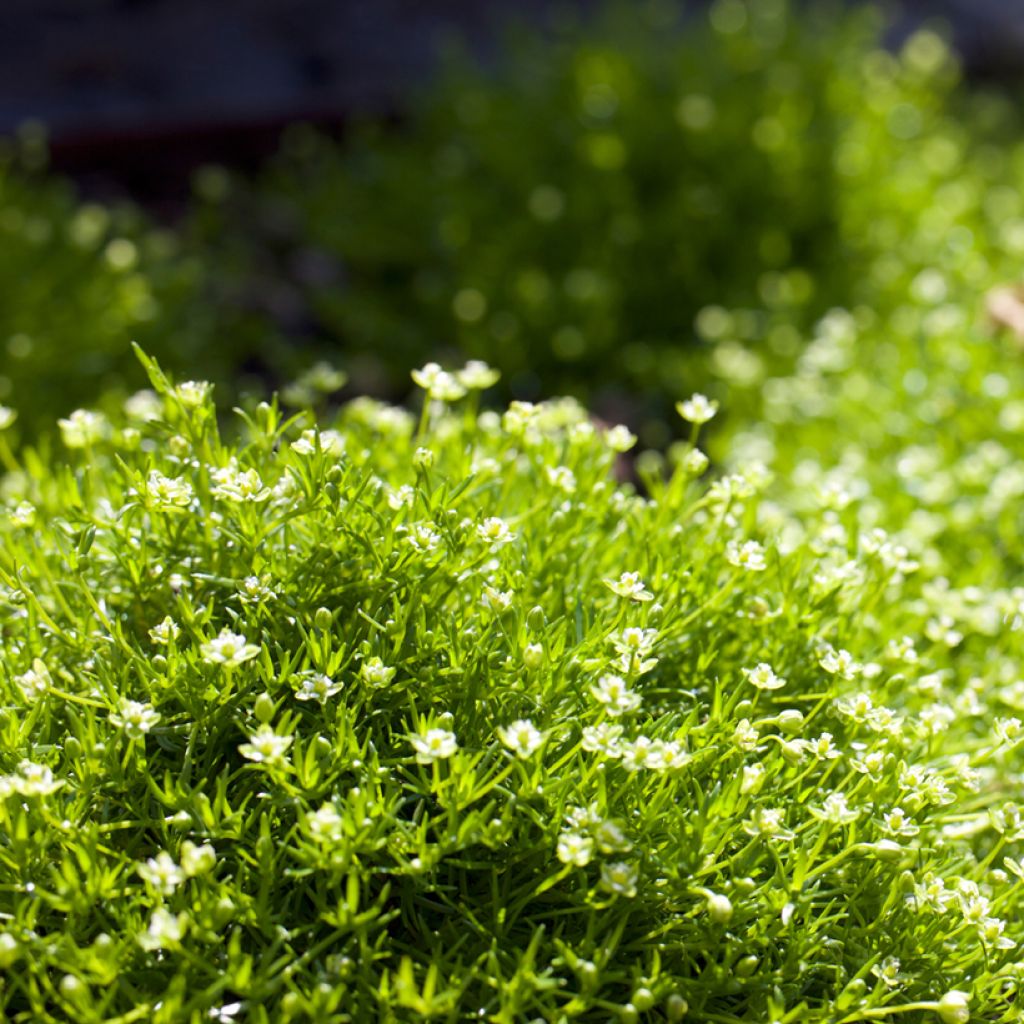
[[0, 353, 1020, 1021]]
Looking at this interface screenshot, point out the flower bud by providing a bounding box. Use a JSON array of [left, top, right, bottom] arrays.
[[632, 987, 655, 1011], [523, 643, 545, 670], [254, 693, 276, 724], [937, 990, 970, 1024], [666, 993, 689, 1020], [707, 891, 733, 923], [777, 709, 804, 734]]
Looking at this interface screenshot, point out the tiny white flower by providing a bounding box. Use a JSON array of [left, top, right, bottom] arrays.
[[306, 803, 344, 843], [0, 406, 16, 431], [211, 465, 272, 503], [146, 470, 193, 509], [124, 389, 163, 421], [725, 539, 767, 571], [138, 908, 187, 951], [457, 360, 500, 390], [604, 424, 637, 452], [149, 616, 181, 645], [590, 674, 642, 716], [110, 698, 161, 740], [620, 736, 665, 772], [137, 852, 184, 894], [180, 841, 216, 877], [237, 575, 276, 605], [819, 647, 860, 679], [497, 719, 544, 758], [173, 381, 212, 408], [59, 409, 106, 447], [410, 363, 466, 401], [290, 429, 345, 456], [743, 806, 794, 841], [6, 761, 63, 796], [742, 662, 785, 691], [604, 571, 654, 602], [238, 726, 293, 765], [599, 861, 638, 898], [481, 586, 514, 612], [546, 466, 577, 493], [581, 723, 624, 757], [812, 792, 860, 825], [387, 485, 415, 511], [201, 629, 260, 667], [359, 657, 396, 689], [14, 659, 50, 703], [10, 501, 35, 527], [556, 831, 594, 867], [476, 517, 515, 547], [293, 672, 342, 704], [409, 727, 458, 764], [676, 393, 719, 425]]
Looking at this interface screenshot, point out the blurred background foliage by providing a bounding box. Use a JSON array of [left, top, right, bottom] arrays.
[[4, 0, 1024, 444]]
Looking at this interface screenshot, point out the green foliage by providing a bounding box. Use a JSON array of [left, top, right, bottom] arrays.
[[0, 356, 1021, 1022], [187, 0, 1014, 443], [0, 133, 250, 433]]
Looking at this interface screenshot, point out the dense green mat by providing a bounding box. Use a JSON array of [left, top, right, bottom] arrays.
[[0, 353, 1020, 1020]]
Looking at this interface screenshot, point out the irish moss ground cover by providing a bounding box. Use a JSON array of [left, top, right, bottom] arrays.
[[0, 353, 1022, 1022]]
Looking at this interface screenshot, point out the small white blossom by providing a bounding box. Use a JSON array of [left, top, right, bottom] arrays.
[[599, 861, 638, 898], [410, 363, 466, 401], [10, 501, 35, 527], [124, 389, 163, 421], [14, 659, 50, 703], [239, 726, 293, 766], [581, 723, 624, 757], [211, 464, 272, 503], [290, 429, 345, 456], [238, 575, 276, 605], [149, 616, 181, 645], [293, 672, 342, 704], [173, 381, 212, 408], [201, 629, 260, 667], [138, 908, 187, 951], [556, 831, 594, 867], [145, 470, 193, 508], [137, 852, 185, 895], [497, 719, 544, 758], [676, 393, 719, 425], [306, 803, 345, 844], [605, 425, 637, 452], [3, 761, 64, 797], [812, 792, 860, 825], [819, 647, 860, 679], [725, 539, 767, 571], [409, 727, 458, 764], [110, 698, 161, 740], [456, 360, 500, 390], [742, 662, 786, 691], [180, 841, 216, 877], [590, 674, 642, 716], [476, 517, 515, 547], [604, 571, 653, 602], [359, 657, 397, 689], [546, 466, 577, 493], [59, 409, 107, 447]]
